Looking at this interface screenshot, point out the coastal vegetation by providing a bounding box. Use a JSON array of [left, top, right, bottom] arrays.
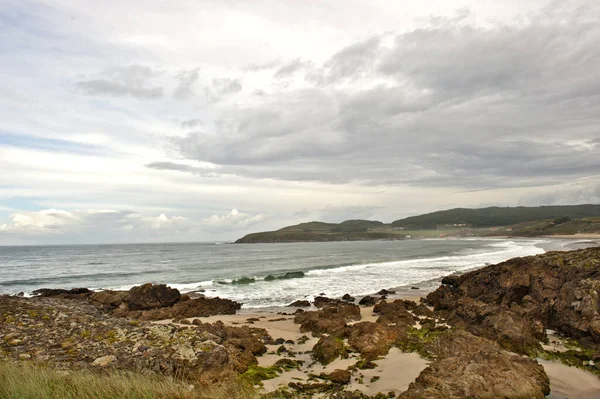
[[0, 361, 259, 399], [391, 204, 600, 229], [236, 204, 600, 243]]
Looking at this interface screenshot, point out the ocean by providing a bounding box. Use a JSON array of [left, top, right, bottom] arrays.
[[0, 238, 564, 308]]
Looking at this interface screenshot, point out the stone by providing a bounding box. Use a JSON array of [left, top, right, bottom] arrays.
[[126, 283, 181, 310], [288, 300, 311, 307], [441, 275, 461, 287], [312, 335, 346, 365], [348, 321, 399, 360], [92, 355, 116, 367], [280, 271, 305, 279], [90, 290, 128, 308], [137, 296, 241, 320], [398, 331, 550, 399], [323, 369, 352, 385], [342, 294, 355, 302], [32, 288, 91, 298], [358, 296, 376, 306]]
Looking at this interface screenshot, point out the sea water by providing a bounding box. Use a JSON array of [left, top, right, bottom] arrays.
[[0, 238, 559, 307]]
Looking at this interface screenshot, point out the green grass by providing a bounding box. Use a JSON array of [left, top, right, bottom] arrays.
[[0, 361, 259, 399]]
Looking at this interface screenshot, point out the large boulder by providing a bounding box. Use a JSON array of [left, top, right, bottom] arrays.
[[32, 288, 92, 299], [399, 330, 550, 399], [137, 297, 241, 320], [312, 335, 347, 365], [126, 283, 181, 310], [373, 299, 418, 326], [348, 321, 400, 360], [90, 290, 128, 308], [294, 303, 360, 337]]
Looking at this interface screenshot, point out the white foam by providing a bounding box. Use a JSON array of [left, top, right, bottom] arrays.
[[176, 238, 546, 308]]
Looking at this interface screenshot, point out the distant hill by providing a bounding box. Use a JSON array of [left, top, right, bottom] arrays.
[[235, 204, 600, 243], [234, 219, 402, 243], [391, 204, 600, 229]]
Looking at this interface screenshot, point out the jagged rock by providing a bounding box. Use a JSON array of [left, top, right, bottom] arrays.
[[136, 297, 241, 320], [373, 299, 418, 326], [294, 303, 360, 337], [90, 290, 128, 308], [288, 300, 311, 307], [32, 288, 92, 299], [348, 322, 400, 360], [399, 330, 550, 399], [126, 283, 181, 311], [427, 247, 600, 351], [281, 271, 305, 279], [312, 335, 347, 365], [323, 369, 352, 385], [201, 345, 229, 369], [314, 296, 339, 307], [441, 275, 461, 287], [358, 296, 376, 306], [92, 355, 116, 367]]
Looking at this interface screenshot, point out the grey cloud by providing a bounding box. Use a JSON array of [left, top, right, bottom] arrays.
[[178, 89, 342, 164], [274, 59, 313, 79], [212, 78, 242, 95], [243, 59, 281, 72], [205, 78, 242, 103], [76, 65, 164, 99], [308, 36, 381, 85], [173, 3, 600, 191], [518, 183, 600, 206], [146, 161, 217, 176], [181, 119, 203, 129], [173, 68, 200, 100]]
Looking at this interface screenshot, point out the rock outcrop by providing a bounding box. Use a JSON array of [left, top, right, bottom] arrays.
[[399, 330, 550, 399], [426, 247, 600, 353]]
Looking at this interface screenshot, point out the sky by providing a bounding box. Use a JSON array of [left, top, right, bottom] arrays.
[[1, 0, 599, 245]]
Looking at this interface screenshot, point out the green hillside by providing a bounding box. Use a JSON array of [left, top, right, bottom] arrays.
[[391, 204, 600, 229], [235, 219, 400, 243]]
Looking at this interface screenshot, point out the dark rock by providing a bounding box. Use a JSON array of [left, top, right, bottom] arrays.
[[312, 335, 347, 365], [126, 283, 181, 311], [358, 296, 376, 306], [274, 338, 286, 345], [231, 277, 256, 285], [410, 286, 419, 290], [426, 247, 600, 352], [90, 290, 128, 308], [441, 275, 461, 287], [322, 369, 352, 385], [294, 303, 360, 337], [264, 275, 276, 281], [32, 288, 92, 298], [376, 289, 395, 295], [314, 296, 337, 307], [373, 299, 417, 326], [342, 294, 355, 302], [348, 321, 400, 360], [136, 296, 241, 320], [280, 271, 305, 279], [288, 300, 311, 307], [398, 330, 550, 399]]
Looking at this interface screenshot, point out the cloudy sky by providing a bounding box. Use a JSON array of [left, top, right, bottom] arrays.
[[1, 0, 599, 244]]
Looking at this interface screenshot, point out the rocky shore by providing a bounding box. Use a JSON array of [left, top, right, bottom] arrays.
[[2, 247, 600, 398]]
